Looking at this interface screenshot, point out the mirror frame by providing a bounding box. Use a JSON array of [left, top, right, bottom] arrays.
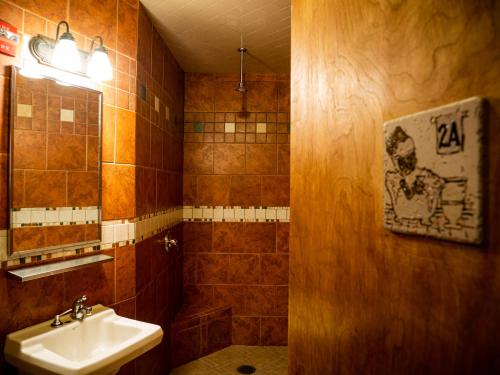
[[7, 66, 103, 258]]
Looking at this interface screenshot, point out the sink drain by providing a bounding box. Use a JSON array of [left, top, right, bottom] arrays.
[[237, 364, 256, 374]]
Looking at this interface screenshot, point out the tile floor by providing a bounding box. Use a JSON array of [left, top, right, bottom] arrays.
[[170, 345, 288, 375]]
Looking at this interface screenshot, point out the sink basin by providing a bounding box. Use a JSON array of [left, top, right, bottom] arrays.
[[4, 305, 163, 375]]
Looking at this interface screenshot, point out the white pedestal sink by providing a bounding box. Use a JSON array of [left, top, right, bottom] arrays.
[[4, 305, 163, 375]]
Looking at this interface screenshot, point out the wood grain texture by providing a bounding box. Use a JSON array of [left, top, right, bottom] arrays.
[[289, 1, 500, 374]]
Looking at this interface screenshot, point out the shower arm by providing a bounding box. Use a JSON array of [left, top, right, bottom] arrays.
[[238, 47, 247, 87]]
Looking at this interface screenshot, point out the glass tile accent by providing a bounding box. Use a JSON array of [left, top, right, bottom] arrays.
[[193, 121, 204, 132], [139, 84, 147, 100]]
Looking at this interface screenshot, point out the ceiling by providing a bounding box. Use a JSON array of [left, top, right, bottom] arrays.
[[140, 0, 291, 74]]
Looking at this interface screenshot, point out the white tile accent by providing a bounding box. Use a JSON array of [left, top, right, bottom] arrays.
[[60, 109, 74, 122], [14, 210, 31, 224], [213, 207, 224, 220], [17, 104, 32, 118], [234, 207, 245, 220], [59, 208, 73, 223], [193, 207, 203, 219], [183, 206, 193, 219], [31, 209, 46, 223], [155, 96, 160, 112], [256, 122, 267, 133], [128, 223, 135, 240], [114, 224, 129, 242], [86, 209, 99, 221], [265, 208, 277, 221], [202, 207, 213, 219], [223, 207, 235, 220], [244, 208, 256, 221], [255, 208, 266, 221], [276, 208, 287, 221], [101, 225, 114, 244], [136, 220, 145, 240], [45, 210, 59, 223], [0, 232, 7, 262], [72, 209, 86, 222], [224, 122, 235, 133]]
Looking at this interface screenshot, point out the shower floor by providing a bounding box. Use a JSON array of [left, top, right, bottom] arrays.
[[170, 345, 288, 375]]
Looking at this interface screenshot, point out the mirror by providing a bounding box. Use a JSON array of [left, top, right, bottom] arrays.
[[8, 67, 101, 255]]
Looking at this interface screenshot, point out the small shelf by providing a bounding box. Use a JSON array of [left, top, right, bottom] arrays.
[[7, 254, 113, 282]]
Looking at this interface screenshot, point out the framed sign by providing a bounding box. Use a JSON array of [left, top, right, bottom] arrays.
[[383, 97, 486, 244]]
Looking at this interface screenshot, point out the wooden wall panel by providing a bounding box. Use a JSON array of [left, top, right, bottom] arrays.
[[289, 1, 500, 374]]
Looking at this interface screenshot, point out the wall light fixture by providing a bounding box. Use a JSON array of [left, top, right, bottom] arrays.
[[26, 20, 112, 82]]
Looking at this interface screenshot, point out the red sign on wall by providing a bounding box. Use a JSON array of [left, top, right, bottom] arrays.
[[0, 19, 19, 57]]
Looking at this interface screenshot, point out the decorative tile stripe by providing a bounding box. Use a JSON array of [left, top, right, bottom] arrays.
[[5, 244, 102, 268], [11, 207, 99, 227], [1, 205, 290, 268], [1, 207, 184, 268], [182, 206, 290, 222], [101, 206, 183, 246]]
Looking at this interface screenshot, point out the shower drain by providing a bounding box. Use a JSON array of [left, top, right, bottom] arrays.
[[237, 364, 256, 374]]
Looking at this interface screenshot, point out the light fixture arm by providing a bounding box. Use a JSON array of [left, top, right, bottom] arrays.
[[90, 36, 105, 52], [55, 21, 71, 41]]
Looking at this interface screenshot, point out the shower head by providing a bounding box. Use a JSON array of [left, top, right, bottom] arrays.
[[235, 81, 246, 92]]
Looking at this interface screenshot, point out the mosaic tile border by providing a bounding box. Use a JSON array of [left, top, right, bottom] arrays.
[[1, 205, 291, 269], [182, 206, 290, 222], [101, 206, 183, 246], [1, 207, 183, 268], [11, 207, 99, 228]]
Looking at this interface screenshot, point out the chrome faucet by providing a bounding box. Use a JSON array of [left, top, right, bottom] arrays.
[[71, 295, 92, 320], [51, 295, 92, 327]]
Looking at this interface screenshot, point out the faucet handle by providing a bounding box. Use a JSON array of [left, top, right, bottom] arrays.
[[73, 295, 87, 306]]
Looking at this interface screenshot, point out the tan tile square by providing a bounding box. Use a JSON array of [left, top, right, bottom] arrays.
[[17, 104, 32, 118], [256, 122, 267, 133], [225, 122, 235, 133]]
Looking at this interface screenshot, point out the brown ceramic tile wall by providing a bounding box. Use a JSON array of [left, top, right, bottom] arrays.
[[171, 305, 232, 367], [0, 2, 185, 374], [183, 73, 290, 346], [182, 221, 289, 346], [135, 5, 184, 217], [130, 6, 185, 371], [183, 73, 290, 208], [0, 0, 139, 226]]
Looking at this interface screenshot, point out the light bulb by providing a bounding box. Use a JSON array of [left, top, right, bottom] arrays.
[[52, 36, 81, 72], [87, 47, 112, 81]]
